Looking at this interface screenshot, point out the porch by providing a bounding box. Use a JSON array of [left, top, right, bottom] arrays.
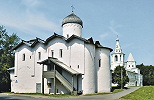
[[38, 57, 82, 95]]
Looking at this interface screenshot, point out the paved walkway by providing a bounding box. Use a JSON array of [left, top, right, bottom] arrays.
[[56, 87, 140, 100], [0, 87, 140, 100]]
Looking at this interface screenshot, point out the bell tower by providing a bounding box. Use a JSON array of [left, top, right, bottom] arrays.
[[111, 38, 125, 70]]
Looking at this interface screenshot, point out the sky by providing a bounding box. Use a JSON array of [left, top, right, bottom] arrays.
[[0, 0, 154, 65]]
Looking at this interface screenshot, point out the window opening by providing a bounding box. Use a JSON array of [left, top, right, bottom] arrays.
[[78, 65, 80, 69], [67, 34, 69, 38], [38, 52, 41, 60], [115, 55, 118, 61], [59, 49, 63, 58], [99, 59, 101, 67], [23, 54, 25, 61], [47, 83, 52, 88], [51, 50, 54, 57], [120, 55, 121, 61]]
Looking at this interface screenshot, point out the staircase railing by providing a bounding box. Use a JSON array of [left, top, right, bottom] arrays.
[[55, 70, 73, 92]]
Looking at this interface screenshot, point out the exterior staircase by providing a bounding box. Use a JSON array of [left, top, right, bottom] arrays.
[[43, 70, 74, 93], [55, 70, 73, 92]]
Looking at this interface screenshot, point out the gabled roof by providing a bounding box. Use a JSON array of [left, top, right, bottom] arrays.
[[66, 34, 91, 43], [13, 33, 112, 52], [95, 41, 113, 52], [45, 33, 66, 44], [13, 38, 45, 50], [38, 57, 81, 75], [31, 38, 45, 47], [127, 53, 135, 62]]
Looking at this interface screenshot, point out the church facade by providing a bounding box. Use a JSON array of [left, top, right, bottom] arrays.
[[111, 38, 143, 86], [8, 12, 113, 94]]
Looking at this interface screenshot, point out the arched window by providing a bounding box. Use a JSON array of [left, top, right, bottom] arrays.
[[120, 55, 121, 61], [115, 55, 118, 61], [78, 65, 80, 69]]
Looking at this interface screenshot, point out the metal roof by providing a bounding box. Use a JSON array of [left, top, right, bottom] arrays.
[[127, 53, 135, 62], [62, 12, 83, 27], [13, 33, 112, 52], [38, 57, 81, 75]]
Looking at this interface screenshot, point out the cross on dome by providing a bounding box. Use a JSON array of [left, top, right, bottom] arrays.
[[71, 5, 75, 12]]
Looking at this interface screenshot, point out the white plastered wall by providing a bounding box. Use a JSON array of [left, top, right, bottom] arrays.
[[82, 43, 96, 94], [13, 44, 46, 93], [96, 48, 111, 92], [62, 23, 82, 38]]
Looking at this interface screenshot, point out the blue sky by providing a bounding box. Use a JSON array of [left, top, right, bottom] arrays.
[[0, 0, 154, 65]]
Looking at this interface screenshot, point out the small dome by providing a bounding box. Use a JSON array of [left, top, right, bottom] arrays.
[[62, 12, 83, 27]]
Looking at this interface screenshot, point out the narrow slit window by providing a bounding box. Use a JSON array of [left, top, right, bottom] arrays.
[[120, 55, 121, 61], [38, 52, 41, 60], [23, 53, 25, 61], [59, 49, 63, 58], [78, 65, 80, 69], [51, 50, 54, 57], [67, 34, 69, 38], [99, 59, 101, 67]]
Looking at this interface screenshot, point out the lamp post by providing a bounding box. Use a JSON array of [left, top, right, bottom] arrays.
[[121, 67, 123, 89]]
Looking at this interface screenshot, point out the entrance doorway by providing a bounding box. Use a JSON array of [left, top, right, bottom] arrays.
[[36, 83, 41, 93]]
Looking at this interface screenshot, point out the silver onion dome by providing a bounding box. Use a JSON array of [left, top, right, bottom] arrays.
[[62, 12, 83, 27]]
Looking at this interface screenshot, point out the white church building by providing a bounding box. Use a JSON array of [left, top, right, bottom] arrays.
[[8, 12, 113, 95], [111, 38, 143, 86]]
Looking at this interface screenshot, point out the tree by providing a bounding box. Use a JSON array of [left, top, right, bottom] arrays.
[[137, 64, 154, 86], [0, 26, 20, 92], [112, 66, 129, 88]]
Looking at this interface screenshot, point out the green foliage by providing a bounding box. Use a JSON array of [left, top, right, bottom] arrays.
[[137, 64, 154, 86], [0, 26, 20, 92], [120, 86, 154, 100], [112, 66, 129, 88]]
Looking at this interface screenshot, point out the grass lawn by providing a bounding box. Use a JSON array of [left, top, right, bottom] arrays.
[[7, 86, 125, 97], [85, 86, 125, 96], [120, 86, 154, 100], [111, 86, 127, 93]]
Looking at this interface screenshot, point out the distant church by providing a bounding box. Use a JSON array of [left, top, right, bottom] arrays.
[[111, 38, 143, 86], [8, 12, 113, 94]]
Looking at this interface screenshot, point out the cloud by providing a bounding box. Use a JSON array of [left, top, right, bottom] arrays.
[[21, 0, 40, 8], [100, 33, 109, 39], [109, 20, 122, 36], [0, 13, 61, 37], [0, 1, 61, 39]]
